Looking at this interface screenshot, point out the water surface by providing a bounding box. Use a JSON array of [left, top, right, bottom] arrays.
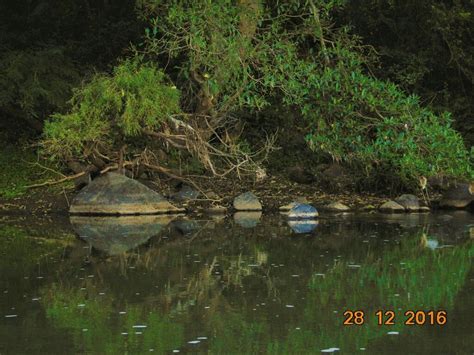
[[0, 212, 472, 354]]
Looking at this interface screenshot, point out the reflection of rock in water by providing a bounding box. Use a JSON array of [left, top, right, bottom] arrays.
[[171, 218, 201, 234], [420, 233, 439, 250], [234, 212, 262, 228], [288, 219, 319, 234], [70, 215, 176, 255]]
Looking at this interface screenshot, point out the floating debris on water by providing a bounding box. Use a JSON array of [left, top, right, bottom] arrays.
[[347, 264, 361, 268], [197, 336, 207, 340], [387, 331, 399, 335], [188, 340, 200, 344], [77, 304, 85, 307], [5, 315, 17, 318], [132, 325, 147, 329], [286, 305, 295, 308], [321, 347, 340, 353]]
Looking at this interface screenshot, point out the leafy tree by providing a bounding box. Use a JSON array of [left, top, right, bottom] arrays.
[[43, 0, 472, 188]]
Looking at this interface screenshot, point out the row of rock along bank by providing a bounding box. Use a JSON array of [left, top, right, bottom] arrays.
[[69, 173, 474, 216]]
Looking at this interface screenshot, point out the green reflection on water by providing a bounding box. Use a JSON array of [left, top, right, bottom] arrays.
[[0, 224, 74, 283], [42, 283, 184, 354], [267, 233, 473, 353], [1, 216, 472, 354]]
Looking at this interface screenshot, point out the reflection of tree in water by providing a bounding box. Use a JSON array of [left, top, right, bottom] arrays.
[[266, 232, 473, 353], [0, 224, 75, 293], [39, 224, 274, 353], [41, 283, 183, 354], [38, 219, 472, 353]]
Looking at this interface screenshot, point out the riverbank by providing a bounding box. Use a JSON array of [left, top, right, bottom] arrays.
[[0, 144, 466, 217], [0, 171, 442, 217]]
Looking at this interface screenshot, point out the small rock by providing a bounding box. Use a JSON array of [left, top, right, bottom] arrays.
[[233, 192, 262, 211], [320, 163, 352, 190], [171, 185, 200, 202], [205, 205, 227, 214], [288, 166, 315, 184], [394, 194, 419, 212], [440, 183, 474, 209], [324, 202, 350, 212], [288, 203, 318, 219], [205, 191, 221, 200], [379, 200, 405, 213], [234, 212, 262, 228], [279, 202, 298, 211]]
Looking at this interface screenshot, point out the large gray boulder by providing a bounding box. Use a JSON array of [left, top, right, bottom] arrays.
[[70, 172, 184, 215], [440, 183, 474, 209], [394, 194, 420, 212], [233, 192, 262, 211]]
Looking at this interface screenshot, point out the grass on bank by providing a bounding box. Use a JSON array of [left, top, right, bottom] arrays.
[[0, 145, 73, 199]]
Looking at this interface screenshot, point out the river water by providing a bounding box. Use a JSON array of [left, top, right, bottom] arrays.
[[0, 211, 472, 354]]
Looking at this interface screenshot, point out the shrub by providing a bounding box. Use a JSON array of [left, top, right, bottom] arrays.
[[42, 59, 181, 161], [302, 66, 473, 187]]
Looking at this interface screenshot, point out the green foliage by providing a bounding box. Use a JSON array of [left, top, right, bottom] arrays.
[[42, 59, 181, 161], [344, 0, 474, 145], [0, 48, 80, 130], [135, 0, 472, 187], [302, 66, 473, 186]]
